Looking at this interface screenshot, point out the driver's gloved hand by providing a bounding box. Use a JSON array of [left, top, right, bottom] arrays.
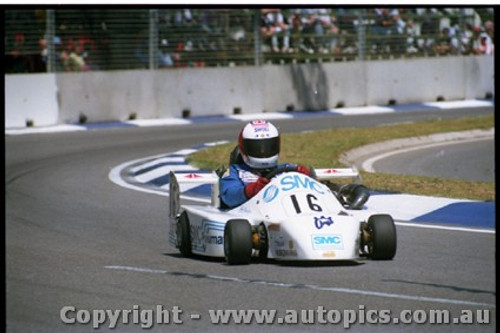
[[296, 165, 311, 176], [244, 177, 270, 198]]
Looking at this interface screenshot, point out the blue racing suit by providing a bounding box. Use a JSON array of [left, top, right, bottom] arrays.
[[219, 162, 291, 209]]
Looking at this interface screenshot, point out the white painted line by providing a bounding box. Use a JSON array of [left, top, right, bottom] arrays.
[[135, 165, 197, 183], [228, 113, 294, 121], [424, 100, 494, 109], [330, 106, 395, 115], [126, 118, 192, 126], [108, 156, 211, 203], [366, 193, 471, 222], [105, 265, 495, 308], [204, 140, 230, 147], [173, 148, 199, 156], [5, 124, 86, 135], [362, 136, 493, 173], [130, 156, 186, 174], [395, 222, 495, 234], [109, 155, 170, 193]]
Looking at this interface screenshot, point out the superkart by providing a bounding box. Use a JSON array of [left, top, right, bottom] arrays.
[[168, 163, 397, 265]]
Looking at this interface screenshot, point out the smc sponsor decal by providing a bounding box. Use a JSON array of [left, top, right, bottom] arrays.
[[311, 234, 344, 250], [263, 185, 279, 203], [262, 175, 325, 203], [280, 175, 325, 194]]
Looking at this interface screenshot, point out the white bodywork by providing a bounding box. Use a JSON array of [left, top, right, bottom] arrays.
[[168, 168, 375, 261]]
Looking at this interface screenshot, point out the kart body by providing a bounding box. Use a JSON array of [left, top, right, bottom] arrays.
[[168, 167, 396, 264]]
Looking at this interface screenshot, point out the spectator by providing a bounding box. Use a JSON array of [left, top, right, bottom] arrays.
[[460, 23, 476, 55], [391, 10, 408, 55], [311, 9, 342, 54], [60, 45, 87, 71], [403, 19, 420, 54], [474, 31, 494, 55], [434, 27, 454, 55], [7, 33, 31, 73], [287, 12, 303, 53], [295, 8, 321, 53], [260, 8, 290, 53], [39, 35, 63, 70], [418, 8, 440, 55], [484, 20, 494, 39], [158, 38, 175, 67], [327, 14, 342, 54], [307, 8, 336, 53], [371, 8, 396, 54]]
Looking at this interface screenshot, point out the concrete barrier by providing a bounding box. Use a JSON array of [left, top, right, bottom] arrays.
[[5, 56, 494, 128], [5, 73, 59, 128]]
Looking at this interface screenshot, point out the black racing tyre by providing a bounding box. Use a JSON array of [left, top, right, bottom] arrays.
[[367, 214, 397, 260], [224, 219, 253, 265], [177, 211, 192, 257], [257, 223, 269, 260]]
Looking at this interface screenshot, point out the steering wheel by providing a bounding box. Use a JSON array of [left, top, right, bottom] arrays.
[[264, 165, 317, 180], [264, 165, 298, 180]]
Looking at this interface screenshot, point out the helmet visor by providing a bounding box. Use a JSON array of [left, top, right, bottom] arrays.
[[242, 137, 279, 158]]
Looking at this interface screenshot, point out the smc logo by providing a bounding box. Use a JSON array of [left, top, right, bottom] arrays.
[[312, 234, 344, 250], [262, 185, 279, 203], [280, 175, 325, 194]]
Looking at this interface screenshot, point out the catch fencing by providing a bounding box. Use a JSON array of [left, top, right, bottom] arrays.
[[5, 8, 494, 73]]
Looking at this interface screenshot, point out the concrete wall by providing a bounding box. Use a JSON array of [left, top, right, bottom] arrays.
[[464, 56, 495, 99], [5, 56, 494, 128], [366, 57, 467, 105], [5, 73, 59, 128]]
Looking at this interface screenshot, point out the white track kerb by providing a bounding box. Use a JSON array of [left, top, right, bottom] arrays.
[[109, 140, 494, 234]]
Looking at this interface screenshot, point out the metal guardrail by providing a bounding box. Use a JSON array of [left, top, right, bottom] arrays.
[[5, 8, 494, 73]]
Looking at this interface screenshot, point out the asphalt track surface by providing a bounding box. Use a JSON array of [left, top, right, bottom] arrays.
[[6, 106, 495, 332], [371, 138, 495, 183]]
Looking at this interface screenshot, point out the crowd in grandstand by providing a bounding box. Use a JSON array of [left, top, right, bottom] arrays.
[[5, 8, 494, 73], [259, 8, 494, 56]]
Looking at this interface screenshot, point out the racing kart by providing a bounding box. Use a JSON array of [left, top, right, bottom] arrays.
[[168, 165, 397, 265]]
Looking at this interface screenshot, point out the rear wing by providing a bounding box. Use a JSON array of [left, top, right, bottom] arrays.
[[169, 171, 220, 213], [314, 167, 362, 183]]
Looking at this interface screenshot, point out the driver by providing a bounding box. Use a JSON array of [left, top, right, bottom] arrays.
[[219, 120, 311, 209]]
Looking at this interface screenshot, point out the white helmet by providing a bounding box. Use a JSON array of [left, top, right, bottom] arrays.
[[238, 120, 280, 169]]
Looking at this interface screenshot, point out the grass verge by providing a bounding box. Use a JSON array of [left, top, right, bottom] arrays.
[[188, 115, 495, 201]]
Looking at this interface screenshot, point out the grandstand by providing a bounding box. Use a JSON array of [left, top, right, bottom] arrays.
[[5, 7, 494, 73]]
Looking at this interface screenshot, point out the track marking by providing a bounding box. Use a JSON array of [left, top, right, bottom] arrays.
[[394, 221, 495, 234], [110, 159, 495, 233], [362, 137, 493, 173], [105, 265, 495, 308], [108, 153, 212, 203]]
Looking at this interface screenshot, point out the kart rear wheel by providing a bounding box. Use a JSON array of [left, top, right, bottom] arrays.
[[224, 219, 253, 265], [177, 211, 192, 257], [367, 214, 397, 260]]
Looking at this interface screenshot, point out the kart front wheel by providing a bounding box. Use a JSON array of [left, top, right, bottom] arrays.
[[224, 219, 253, 265], [177, 211, 192, 257], [367, 214, 397, 260]]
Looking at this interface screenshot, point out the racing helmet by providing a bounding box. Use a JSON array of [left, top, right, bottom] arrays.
[[238, 120, 280, 169]]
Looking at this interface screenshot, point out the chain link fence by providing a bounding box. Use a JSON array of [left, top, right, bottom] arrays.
[[5, 8, 494, 73]]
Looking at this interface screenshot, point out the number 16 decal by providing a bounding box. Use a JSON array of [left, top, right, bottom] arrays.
[[290, 194, 323, 214]]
